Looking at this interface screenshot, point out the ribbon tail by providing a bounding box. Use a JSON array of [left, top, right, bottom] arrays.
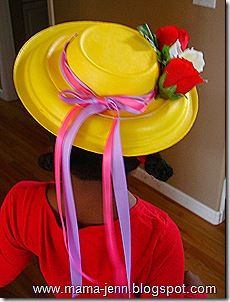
[[54, 106, 81, 248], [61, 103, 106, 297], [112, 119, 131, 297], [102, 118, 124, 285]]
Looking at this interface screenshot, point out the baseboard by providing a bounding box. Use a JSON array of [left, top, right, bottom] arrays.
[[132, 167, 225, 225]]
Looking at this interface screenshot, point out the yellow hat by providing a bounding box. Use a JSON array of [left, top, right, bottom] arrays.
[[14, 21, 198, 156]]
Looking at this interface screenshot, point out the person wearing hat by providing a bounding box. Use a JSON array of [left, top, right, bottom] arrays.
[[0, 22, 207, 298]]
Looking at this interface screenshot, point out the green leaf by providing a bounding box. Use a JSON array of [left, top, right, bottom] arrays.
[[162, 85, 177, 97], [156, 49, 164, 65], [158, 73, 167, 90], [137, 24, 153, 40], [152, 33, 158, 48], [162, 45, 170, 56], [158, 73, 185, 100], [137, 24, 158, 49], [161, 45, 171, 66], [159, 90, 170, 99], [169, 94, 184, 100]]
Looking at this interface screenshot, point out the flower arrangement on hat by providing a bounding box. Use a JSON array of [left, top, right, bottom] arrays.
[[138, 24, 205, 100]]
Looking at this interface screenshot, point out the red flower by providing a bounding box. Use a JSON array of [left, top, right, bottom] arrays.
[[156, 25, 189, 50], [178, 28, 190, 51], [163, 58, 203, 95]]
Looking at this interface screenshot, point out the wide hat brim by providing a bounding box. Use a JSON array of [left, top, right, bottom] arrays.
[[14, 21, 198, 156]]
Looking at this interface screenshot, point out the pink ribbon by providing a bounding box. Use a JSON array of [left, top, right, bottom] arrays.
[[55, 36, 156, 298]]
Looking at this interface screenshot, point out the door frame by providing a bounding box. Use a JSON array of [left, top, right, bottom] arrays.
[[0, 0, 17, 101], [47, 0, 55, 25]]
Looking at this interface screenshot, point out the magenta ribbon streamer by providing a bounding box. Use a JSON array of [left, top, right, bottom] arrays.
[[55, 37, 156, 298], [61, 104, 107, 289]]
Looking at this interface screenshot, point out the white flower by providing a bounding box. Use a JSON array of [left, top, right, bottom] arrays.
[[169, 40, 205, 73], [180, 48, 205, 72], [169, 39, 183, 58]]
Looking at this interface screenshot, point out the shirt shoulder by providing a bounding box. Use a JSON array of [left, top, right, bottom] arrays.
[[2, 181, 47, 216], [6, 180, 48, 195], [3, 180, 49, 208], [1, 181, 51, 253], [132, 197, 180, 237]]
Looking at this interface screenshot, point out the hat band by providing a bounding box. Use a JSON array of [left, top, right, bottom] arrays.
[[55, 36, 156, 297]]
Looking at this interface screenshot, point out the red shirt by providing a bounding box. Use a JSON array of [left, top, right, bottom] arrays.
[[0, 181, 207, 298]]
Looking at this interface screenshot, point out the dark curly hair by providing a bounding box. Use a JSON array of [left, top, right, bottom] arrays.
[[39, 135, 173, 182], [70, 147, 140, 181]]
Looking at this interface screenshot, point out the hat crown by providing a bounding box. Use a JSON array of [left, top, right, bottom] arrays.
[[66, 23, 160, 95]]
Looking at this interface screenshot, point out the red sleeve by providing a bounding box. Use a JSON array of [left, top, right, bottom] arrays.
[[0, 184, 32, 287], [140, 215, 207, 298]]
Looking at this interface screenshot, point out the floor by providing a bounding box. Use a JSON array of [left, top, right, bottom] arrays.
[[0, 99, 225, 298]]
